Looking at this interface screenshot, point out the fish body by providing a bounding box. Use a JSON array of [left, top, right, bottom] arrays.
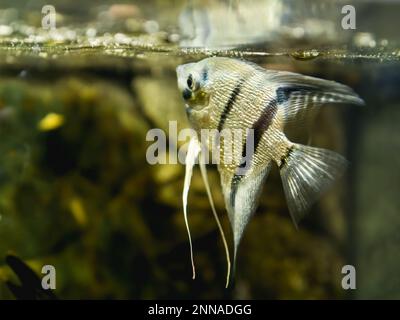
[[176, 57, 364, 281]]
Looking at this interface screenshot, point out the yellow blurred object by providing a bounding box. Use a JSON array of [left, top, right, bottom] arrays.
[[69, 198, 87, 226], [38, 113, 64, 131]]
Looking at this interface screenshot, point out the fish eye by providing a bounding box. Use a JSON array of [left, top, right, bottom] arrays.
[[187, 74, 194, 90]]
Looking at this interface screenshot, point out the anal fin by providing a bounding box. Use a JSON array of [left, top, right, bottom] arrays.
[[221, 164, 271, 271]]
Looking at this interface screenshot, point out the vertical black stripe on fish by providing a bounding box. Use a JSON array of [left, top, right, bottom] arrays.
[[217, 79, 245, 131], [252, 99, 278, 153], [230, 174, 243, 208], [279, 146, 294, 170], [230, 99, 278, 208], [202, 66, 208, 82], [238, 98, 278, 170], [230, 132, 252, 208], [277, 87, 296, 104]]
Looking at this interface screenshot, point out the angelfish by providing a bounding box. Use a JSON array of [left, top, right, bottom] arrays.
[[176, 57, 364, 287]]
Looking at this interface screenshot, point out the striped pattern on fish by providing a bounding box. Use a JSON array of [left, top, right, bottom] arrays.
[[176, 57, 364, 285]]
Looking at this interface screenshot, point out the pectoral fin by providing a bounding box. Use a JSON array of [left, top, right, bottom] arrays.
[[183, 136, 201, 279], [199, 156, 231, 288], [183, 137, 232, 287]]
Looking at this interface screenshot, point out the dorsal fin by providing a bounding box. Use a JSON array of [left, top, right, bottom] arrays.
[[265, 70, 365, 126]]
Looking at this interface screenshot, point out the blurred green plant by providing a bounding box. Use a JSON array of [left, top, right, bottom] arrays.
[[0, 74, 345, 299]]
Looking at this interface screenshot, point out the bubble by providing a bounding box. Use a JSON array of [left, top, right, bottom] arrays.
[[168, 33, 180, 43], [290, 49, 320, 61], [144, 20, 159, 34], [292, 27, 305, 39], [0, 25, 13, 36], [354, 32, 376, 48], [86, 28, 97, 38]]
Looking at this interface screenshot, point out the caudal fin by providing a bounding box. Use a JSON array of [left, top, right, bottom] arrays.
[[279, 144, 347, 227]]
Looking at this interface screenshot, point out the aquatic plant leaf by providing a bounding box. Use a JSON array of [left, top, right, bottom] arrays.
[[5, 255, 57, 300]]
